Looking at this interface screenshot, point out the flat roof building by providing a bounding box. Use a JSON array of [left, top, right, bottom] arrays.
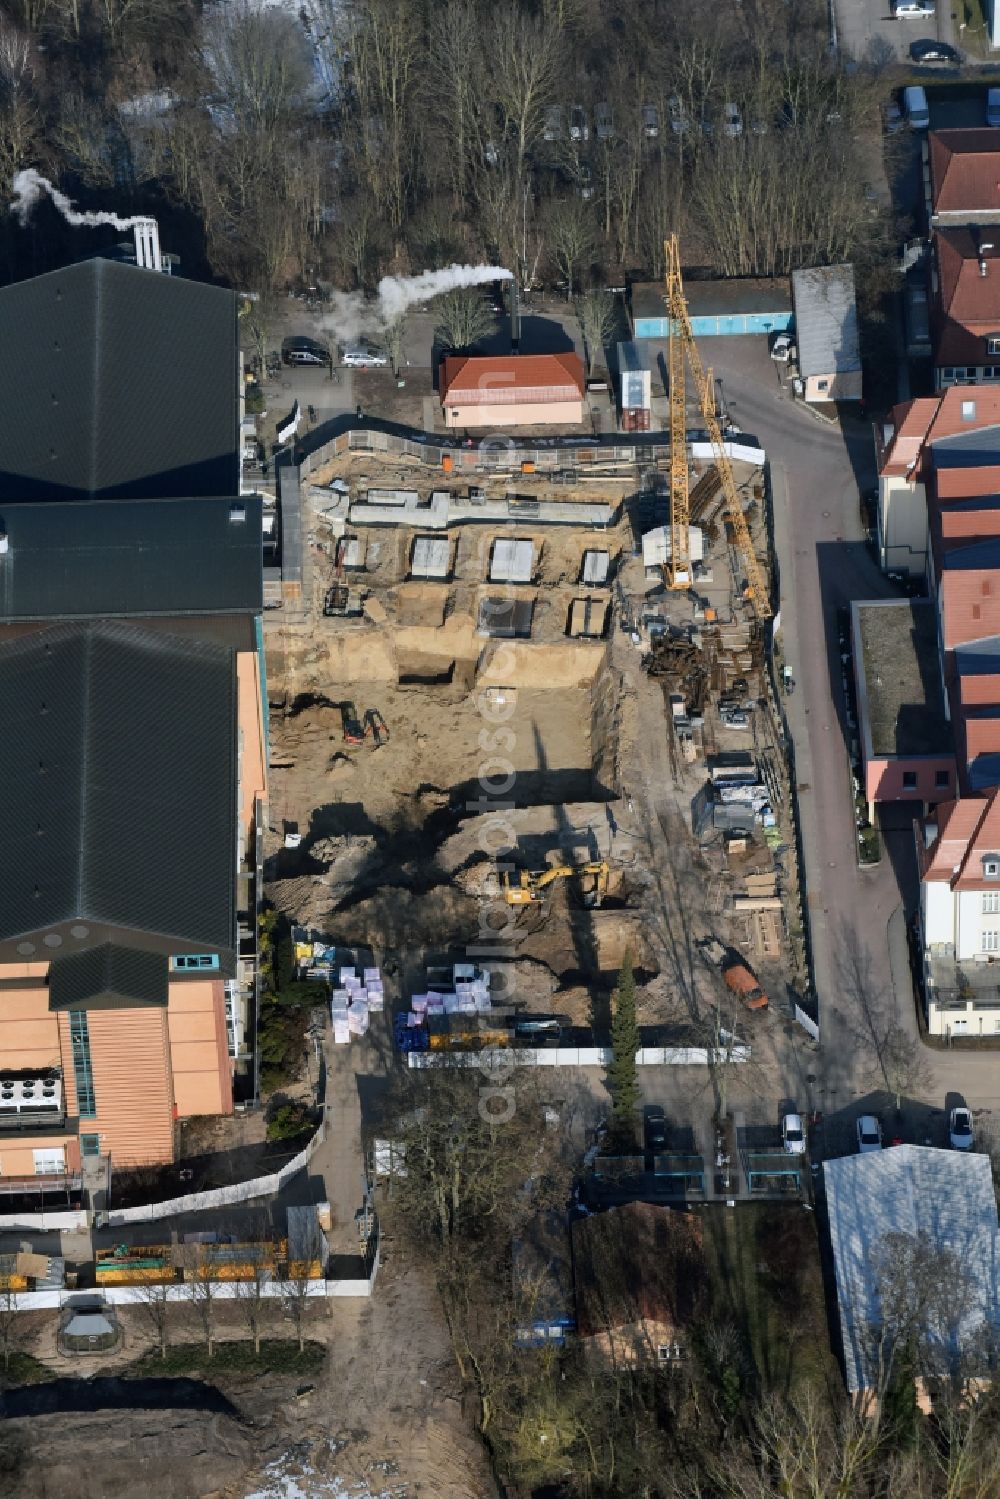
[[851, 599, 955, 812]]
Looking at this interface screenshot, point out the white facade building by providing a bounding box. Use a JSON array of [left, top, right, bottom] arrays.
[[919, 790, 1000, 1035]]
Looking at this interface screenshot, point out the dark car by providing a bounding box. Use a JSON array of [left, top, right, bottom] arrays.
[[909, 38, 960, 62], [645, 1106, 667, 1154]]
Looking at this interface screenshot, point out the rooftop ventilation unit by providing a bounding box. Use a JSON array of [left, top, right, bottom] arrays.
[[0, 1073, 63, 1120]]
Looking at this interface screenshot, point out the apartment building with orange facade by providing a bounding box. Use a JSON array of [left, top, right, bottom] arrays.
[[0, 258, 266, 1184]]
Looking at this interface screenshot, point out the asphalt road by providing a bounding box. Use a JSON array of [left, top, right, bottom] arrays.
[[705, 337, 1000, 1119]]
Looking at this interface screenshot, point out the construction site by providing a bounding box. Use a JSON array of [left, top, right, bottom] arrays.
[[261, 240, 808, 1066]]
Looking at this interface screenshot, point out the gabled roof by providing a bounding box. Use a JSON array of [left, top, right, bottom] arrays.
[[930, 129, 1000, 217], [0, 260, 238, 503], [790, 265, 861, 377], [922, 787, 1000, 887], [0, 495, 263, 621], [0, 621, 236, 954], [922, 794, 991, 881], [571, 1203, 704, 1338], [880, 389, 1000, 478], [823, 1146, 1000, 1393], [934, 230, 1000, 364], [48, 944, 169, 1010], [441, 352, 585, 405]]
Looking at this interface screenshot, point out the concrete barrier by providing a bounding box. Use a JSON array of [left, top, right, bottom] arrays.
[[408, 1044, 750, 1069], [0, 1210, 87, 1233], [105, 1119, 327, 1227]]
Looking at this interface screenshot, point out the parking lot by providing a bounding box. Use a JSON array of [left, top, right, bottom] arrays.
[[834, 0, 955, 62]]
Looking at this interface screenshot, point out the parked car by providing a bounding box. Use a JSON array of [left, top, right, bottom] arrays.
[[667, 95, 690, 135], [909, 37, 959, 61], [594, 101, 613, 140], [782, 1113, 806, 1156], [642, 102, 659, 138], [645, 1106, 668, 1154], [749, 114, 769, 136], [989, 89, 1000, 128], [722, 959, 768, 1011], [856, 1114, 883, 1154], [903, 85, 930, 130], [950, 1106, 974, 1150], [892, 0, 936, 15], [341, 342, 388, 368], [723, 101, 743, 137], [569, 104, 589, 142], [281, 335, 330, 367], [576, 163, 594, 200], [770, 332, 796, 363], [543, 105, 563, 142]]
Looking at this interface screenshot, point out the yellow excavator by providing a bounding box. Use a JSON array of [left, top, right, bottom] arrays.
[[501, 861, 611, 908]]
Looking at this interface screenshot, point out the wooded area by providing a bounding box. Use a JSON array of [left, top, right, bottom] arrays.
[[0, 0, 894, 298]]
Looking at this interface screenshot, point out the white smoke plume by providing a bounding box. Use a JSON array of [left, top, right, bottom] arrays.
[[321, 263, 513, 344], [10, 169, 146, 231]]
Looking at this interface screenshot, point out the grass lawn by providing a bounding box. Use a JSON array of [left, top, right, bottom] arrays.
[[700, 1203, 837, 1398], [128, 1338, 327, 1378]]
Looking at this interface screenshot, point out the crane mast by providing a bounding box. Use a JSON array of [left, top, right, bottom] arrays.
[[662, 236, 772, 621]]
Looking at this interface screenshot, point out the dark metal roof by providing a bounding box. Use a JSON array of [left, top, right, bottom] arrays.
[[48, 945, 169, 1010], [0, 621, 236, 950], [0, 495, 263, 620], [0, 260, 238, 502]]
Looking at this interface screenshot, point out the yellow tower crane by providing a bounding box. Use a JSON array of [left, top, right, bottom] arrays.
[[663, 236, 772, 620]]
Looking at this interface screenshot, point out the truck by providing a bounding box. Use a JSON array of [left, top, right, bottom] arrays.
[[722, 960, 769, 1011]]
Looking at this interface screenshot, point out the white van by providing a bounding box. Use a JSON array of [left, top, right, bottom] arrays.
[[903, 85, 930, 130], [893, 0, 935, 15]]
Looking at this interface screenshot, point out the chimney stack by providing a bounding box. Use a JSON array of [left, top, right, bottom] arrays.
[[979, 240, 994, 278], [133, 218, 162, 272]]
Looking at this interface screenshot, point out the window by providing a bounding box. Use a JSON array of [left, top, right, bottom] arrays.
[[935, 770, 950, 788], [32, 1147, 65, 1175], [962, 398, 978, 421], [80, 1134, 101, 1157], [902, 770, 918, 789], [988, 337, 1000, 355], [982, 931, 1000, 953], [986, 860, 1000, 879], [169, 954, 220, 972], [984, 892, 1000, 914], [69, 1010, 95, 1117], [817, 379, 829, 392]]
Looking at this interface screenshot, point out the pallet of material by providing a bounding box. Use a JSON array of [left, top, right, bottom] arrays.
[[732, 896, 784, 911]]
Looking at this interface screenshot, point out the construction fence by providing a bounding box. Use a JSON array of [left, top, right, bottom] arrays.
[[408, 1043, 751, 1070]]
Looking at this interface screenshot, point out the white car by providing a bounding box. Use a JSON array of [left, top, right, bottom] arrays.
[[856, 1114, 883, 1154], [950, 1106, 974, 1150], [770, 333, 796, 363], [782, 1113, 806, 1156], [892, 0, 935, 15], [341, 343, 388, 369]]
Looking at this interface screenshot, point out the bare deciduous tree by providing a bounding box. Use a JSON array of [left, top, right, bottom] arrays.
[[544, 198, 595, 301], [577, 287, 616, 376], [434, 290, 495, 353], [132, 1279, 173, 1361]]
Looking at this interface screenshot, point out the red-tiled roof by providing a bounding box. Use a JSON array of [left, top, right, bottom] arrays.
[[959, 673, 1000, 708], [440, 352, 585, 405], [922, 793, 993, 883], [879, 388, 1000, 478], [937, 467, 1000, 498], [930, 130, 1000, 216], [939, 506, 1000, 548], [941, 567, 1000, 649], [934, 230, 1000, 365], [963, 712, 1000, 763]]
